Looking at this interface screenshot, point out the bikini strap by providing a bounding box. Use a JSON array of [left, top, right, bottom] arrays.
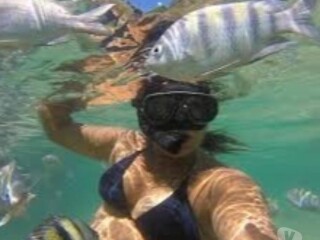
[[114, 150, 143, 170]]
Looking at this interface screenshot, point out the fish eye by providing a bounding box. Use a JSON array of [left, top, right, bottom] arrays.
[[152, 45, 163, 55], [5, 193, 10, 201], [1, 192, 10, 203]]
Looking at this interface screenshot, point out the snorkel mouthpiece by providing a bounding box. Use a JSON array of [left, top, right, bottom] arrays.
[[153, 131, 188, 154]]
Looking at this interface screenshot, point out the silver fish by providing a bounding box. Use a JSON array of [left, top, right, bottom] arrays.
[[0, 0, 115, 50], [41, 154, 61, 166], [0, 161, 35, 227], [144, 0, 320, 82], [286, 188, 320, 210]]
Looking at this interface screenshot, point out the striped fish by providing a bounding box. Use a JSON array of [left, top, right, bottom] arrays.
[[27, 215, 99, 240], [286, 188, 320, 210], [144, 0, 320, 82]]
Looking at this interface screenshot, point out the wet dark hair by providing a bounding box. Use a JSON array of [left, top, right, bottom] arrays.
[[132, 75, 210, 106], [132, 76, 246, 154]]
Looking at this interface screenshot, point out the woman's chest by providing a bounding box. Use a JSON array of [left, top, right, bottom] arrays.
[[123, 159, 187, 219], [122, 161, 218, 239]]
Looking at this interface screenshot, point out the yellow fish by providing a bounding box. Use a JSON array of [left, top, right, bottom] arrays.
[[28, 215, 99, 240]]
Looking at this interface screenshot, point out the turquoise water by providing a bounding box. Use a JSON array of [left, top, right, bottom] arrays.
[[1, 11, 320, 240]]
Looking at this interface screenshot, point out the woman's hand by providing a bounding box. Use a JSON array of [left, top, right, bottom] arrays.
[[233, 223, 278, 240], [39, 80, 98, 113], [36, 82, 126, 162]]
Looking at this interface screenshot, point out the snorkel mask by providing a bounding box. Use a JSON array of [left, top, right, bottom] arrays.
[[139, 91, 218, 130], [134, 79, 219, 154]]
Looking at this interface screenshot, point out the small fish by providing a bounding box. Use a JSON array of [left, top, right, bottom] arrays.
[[42, 154, 62, 167], [0, 0, 115, 50], [0, 161, 35, 227], [27, 215, 99, 240], [286, 188, 320, 210], [144, 0, 320, 82]]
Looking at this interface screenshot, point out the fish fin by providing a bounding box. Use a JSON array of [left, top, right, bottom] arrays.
[[249, 38, 296, 63], [66, 20, 114, 36], [27, 193, 36, 202], [199, 60, 241, 80], [0, 40, 20, 46], [45, 36, 70, 46], [58, 1, 78, 12], [10, 193, 35, 218], [5, 161, 15, 183], [1, 161, 15, 173], [27, 216, 59, 240], [277, 0, 320, 42], [0, 40, 18, 43], [0, 213, 11, 227], [264, 0, 288, 12], [76, 4, 115, 22], [0, 168, 10, 187]]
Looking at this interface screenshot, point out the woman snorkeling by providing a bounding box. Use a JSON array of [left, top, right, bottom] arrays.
[[38, 75, 278, 240]]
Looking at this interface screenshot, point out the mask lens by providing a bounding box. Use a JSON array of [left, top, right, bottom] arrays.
[[186, 95, 218, 123], [141, 92, 218, 127], [143, 94, 176, 125]]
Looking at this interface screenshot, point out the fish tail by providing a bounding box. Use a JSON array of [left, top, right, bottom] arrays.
[[77, 4, 115, 22], [276, 0, 320, 42], [0, 213, 11, 227], [69, 21, 114, 36], [68, 4, 115, 36]]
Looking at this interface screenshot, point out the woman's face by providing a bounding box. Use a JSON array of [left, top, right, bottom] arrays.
[[137, 90, 217, 157]]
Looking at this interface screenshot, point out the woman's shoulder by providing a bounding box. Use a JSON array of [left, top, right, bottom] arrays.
[[190, 166, 263, 208], [207, 166, 258, 186], [109, 129, 146, 164], [208, 167, 252, 178], [193, 165, 260, 194]]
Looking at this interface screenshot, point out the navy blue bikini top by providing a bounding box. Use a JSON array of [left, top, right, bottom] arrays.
[[99, 151, 200, 240]]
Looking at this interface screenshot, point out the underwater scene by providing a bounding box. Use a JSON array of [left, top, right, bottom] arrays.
[[0, 0, 320, 239]]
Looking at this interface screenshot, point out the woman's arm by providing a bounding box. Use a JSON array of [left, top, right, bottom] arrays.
[[37, 99, 126, 162], [209, 168, 278, 240]]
